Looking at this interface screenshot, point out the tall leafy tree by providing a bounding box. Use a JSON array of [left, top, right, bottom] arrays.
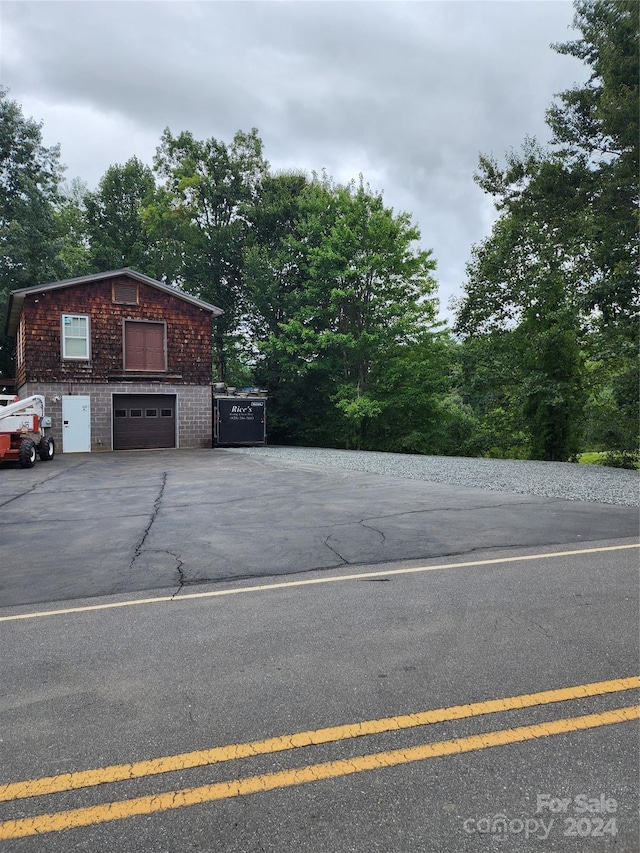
[[364, 333, 473, 456], [547, 0, 639, 328], [242, 172, 339, 441], [84, 157, 157, 274], [455, 0, 638, 461], [248, 175, 440, 449], [457, 331, 528, 458], [307, 178, 438, 448], [0, 88, 65, 381], [457, 151, 587, 460], [243, 170, 312, 347], [55, 178, 93, 278], [550, 0, 639, 463], [150, 128, 268, 381]]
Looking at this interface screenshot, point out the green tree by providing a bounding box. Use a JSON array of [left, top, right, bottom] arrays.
[[457, 332, 528, 458], [551, 0, 639, 464], [365, 333, 473, 456], [249, 175, 440, 449], [547, 0, 639, 328], [243, 170, 312, 346], [242, 172, 339, 441], [0, 88, 65, 381], [310, 179, 438, 448], [55, 178, 93, 278], [457, 170, 584, 460], [150, 128, 268, 381], [581, 327, 639, 463], [455, 0, 637, 461], [84, 157, 157, 274]]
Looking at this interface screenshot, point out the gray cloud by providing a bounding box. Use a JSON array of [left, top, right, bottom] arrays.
[[1, 1, 587, 319]]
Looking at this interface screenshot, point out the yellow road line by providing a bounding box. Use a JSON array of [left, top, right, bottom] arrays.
[[1, 705, 637, 841], [2, 676, 638, 803], [0, 542, 637, 623]]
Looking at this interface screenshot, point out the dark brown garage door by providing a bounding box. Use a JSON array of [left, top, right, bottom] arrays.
[[113, 394, 176, 450]]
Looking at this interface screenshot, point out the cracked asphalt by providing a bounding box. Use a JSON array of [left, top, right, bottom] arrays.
[[1, 448, 639, 851], [0, 448, 638, 608]]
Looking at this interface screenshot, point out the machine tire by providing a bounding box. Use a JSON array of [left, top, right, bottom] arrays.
[[39, 436, 55, 460], [19, 440, 37, 468]]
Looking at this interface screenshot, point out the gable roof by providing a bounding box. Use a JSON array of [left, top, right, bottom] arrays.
[[5, 268, 224, 336]]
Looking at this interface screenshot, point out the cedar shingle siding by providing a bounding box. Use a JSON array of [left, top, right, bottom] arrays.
[[20, 274, 212, 385]]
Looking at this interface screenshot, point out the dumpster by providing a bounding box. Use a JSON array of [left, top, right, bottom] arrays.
[[213, 393, 267, 446]]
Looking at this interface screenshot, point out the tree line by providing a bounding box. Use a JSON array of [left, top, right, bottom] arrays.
[[1, 0, 637, 464]]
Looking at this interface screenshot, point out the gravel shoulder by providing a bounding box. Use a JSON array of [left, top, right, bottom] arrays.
[[227, 446, 640, 507]]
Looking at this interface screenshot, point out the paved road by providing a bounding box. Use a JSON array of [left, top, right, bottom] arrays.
[[1, 541, 638, 851], [0, 449, 638, 608], [0, 450, 638, 851]]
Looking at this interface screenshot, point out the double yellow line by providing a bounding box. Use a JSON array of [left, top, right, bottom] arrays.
[[1, 676, 638, 839]]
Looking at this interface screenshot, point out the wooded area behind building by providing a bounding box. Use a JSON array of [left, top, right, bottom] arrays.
[[1, 0, 637, 465]]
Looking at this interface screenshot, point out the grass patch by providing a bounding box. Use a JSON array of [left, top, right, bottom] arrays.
[[578, 451, 639, 470], [578, 452, 608, 465]]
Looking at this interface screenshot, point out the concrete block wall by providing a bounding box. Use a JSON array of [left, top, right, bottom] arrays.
[[175, 385, 213, 449], [19, 382, 212, 451]]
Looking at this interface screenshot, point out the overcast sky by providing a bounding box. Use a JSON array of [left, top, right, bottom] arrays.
[[2, 1, 587, 322]]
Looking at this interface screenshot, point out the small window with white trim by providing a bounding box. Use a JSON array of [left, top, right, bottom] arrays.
[[62, 314, 90, 360]]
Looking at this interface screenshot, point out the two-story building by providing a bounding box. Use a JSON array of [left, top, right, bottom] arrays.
[[4, 269, 223, 452]]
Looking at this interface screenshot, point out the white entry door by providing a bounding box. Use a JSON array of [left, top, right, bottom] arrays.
[[62, 396, 91, 452]]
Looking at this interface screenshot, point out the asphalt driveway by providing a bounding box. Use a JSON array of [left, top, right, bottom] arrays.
[[0, 448, 638, 608]]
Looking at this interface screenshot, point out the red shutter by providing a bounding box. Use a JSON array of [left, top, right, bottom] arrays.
[[145, 324, 165, 370]]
